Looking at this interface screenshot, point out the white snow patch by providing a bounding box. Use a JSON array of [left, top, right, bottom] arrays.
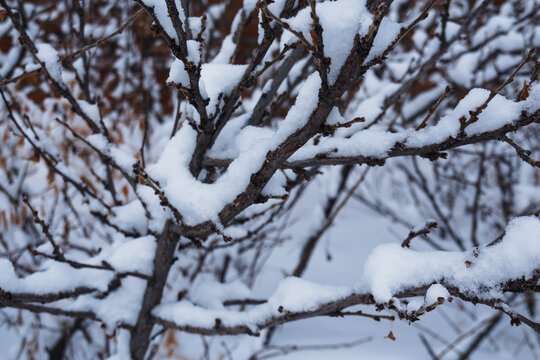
[[288, 0, 372, 84], [167, 58, 189, 87], [363, 216, 540, 302], [35, 43, 63, 84], [148, 73, 322, 225]]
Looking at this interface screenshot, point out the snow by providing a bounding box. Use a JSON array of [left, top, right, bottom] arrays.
[[153, 277, 354, 331], [190, 280, 251, 309], [402, 84, 446, 120], [24, 63, 40, 72], [267, 0, 286, 16], [412, 29, 427, 49], [465, 92, 521, 136], [100, 236, 156, 276], [471, 15, 513, 46], [167, 58, 189, 87], [65, 277, 147, 327], [494, 54, 521, 72], [109, 146, 137, 173], [262, 170, 287, 197], [424, 284, 450, 305], [324, 107, 346, 126], [406, 88, 489, 147], [0, 258, 113, 294], [208, 113, 252, 159], [141, 0, 185, 44], [449, 52, 479, 88], [287, 0, 372, 84], [0, 232, 156, 298], [153, 216, 540, 332], [148, 73, 322, 225], [86, 133, 136, 173], [78, 100, 101, 125], [199, 63, 247, 114], [2, 1, 539, 358], [243, 0, 258, 14], [229, 126, 274, 158], [267, 277, 353, 313], [283, 85, 533, 165], [111, 200, 148, 235], [365, 17, 402, 63], [444, 21, 460, 41], [188, 17, 203, 37], [490, 32, 524, 53], [212, 10, 243, 64], [291, 129, 408, 160], [35, 43, 63, 84], [386, 59, 411, 80], [363, 216, 540, 302], [87, 133, 109, 152], [186, 40, 201, 65], [351, 79, 400, 123], [136, 185, 170, 232], [211, 34, 236, 64], [222, 225, 248, 238], [524, 82, 540, 114]]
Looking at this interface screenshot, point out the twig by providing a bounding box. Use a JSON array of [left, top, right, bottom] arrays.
[[401, 220, 438, 248], [416, 86, 452, 130]]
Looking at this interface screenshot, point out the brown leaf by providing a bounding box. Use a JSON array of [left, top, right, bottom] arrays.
[[0, 10, 7, 22], [63, 220, 70, 239], [310, 29, 319, 44], [81, 176, 98, 194], [121, 184, 129, 199], [520, 80, 530, 101], [384, 330, 396, 341], [163, 329, 179, 356], [27, 89, 47, 104], [1, 210, 7, 230], [0, 34, 13, 52], [27, 148, 40, 162], [47, 168, 55, 186], [13, 210, 20, 225]]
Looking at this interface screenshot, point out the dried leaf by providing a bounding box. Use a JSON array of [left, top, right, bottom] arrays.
[[1, 211, 7, 230], [121, 184, 129, 199], [520, 80, 530, 101], [385, 330, 396, 341], [0, 34, 13, 52], [13, 210, 20, 225], [164, 329, 179, 357], [27, 148, 40, 162], [310, 29, 319, 44], [27, 89, 48, 104], [47, 168, 55, 186], [138, 175, 145, 185]]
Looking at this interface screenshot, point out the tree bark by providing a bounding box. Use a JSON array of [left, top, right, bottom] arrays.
[[130, 221, 178, 360]]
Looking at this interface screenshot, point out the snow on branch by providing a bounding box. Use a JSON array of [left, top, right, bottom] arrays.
[[153, 216, 540, 335], [1, 0, 539, 358]]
